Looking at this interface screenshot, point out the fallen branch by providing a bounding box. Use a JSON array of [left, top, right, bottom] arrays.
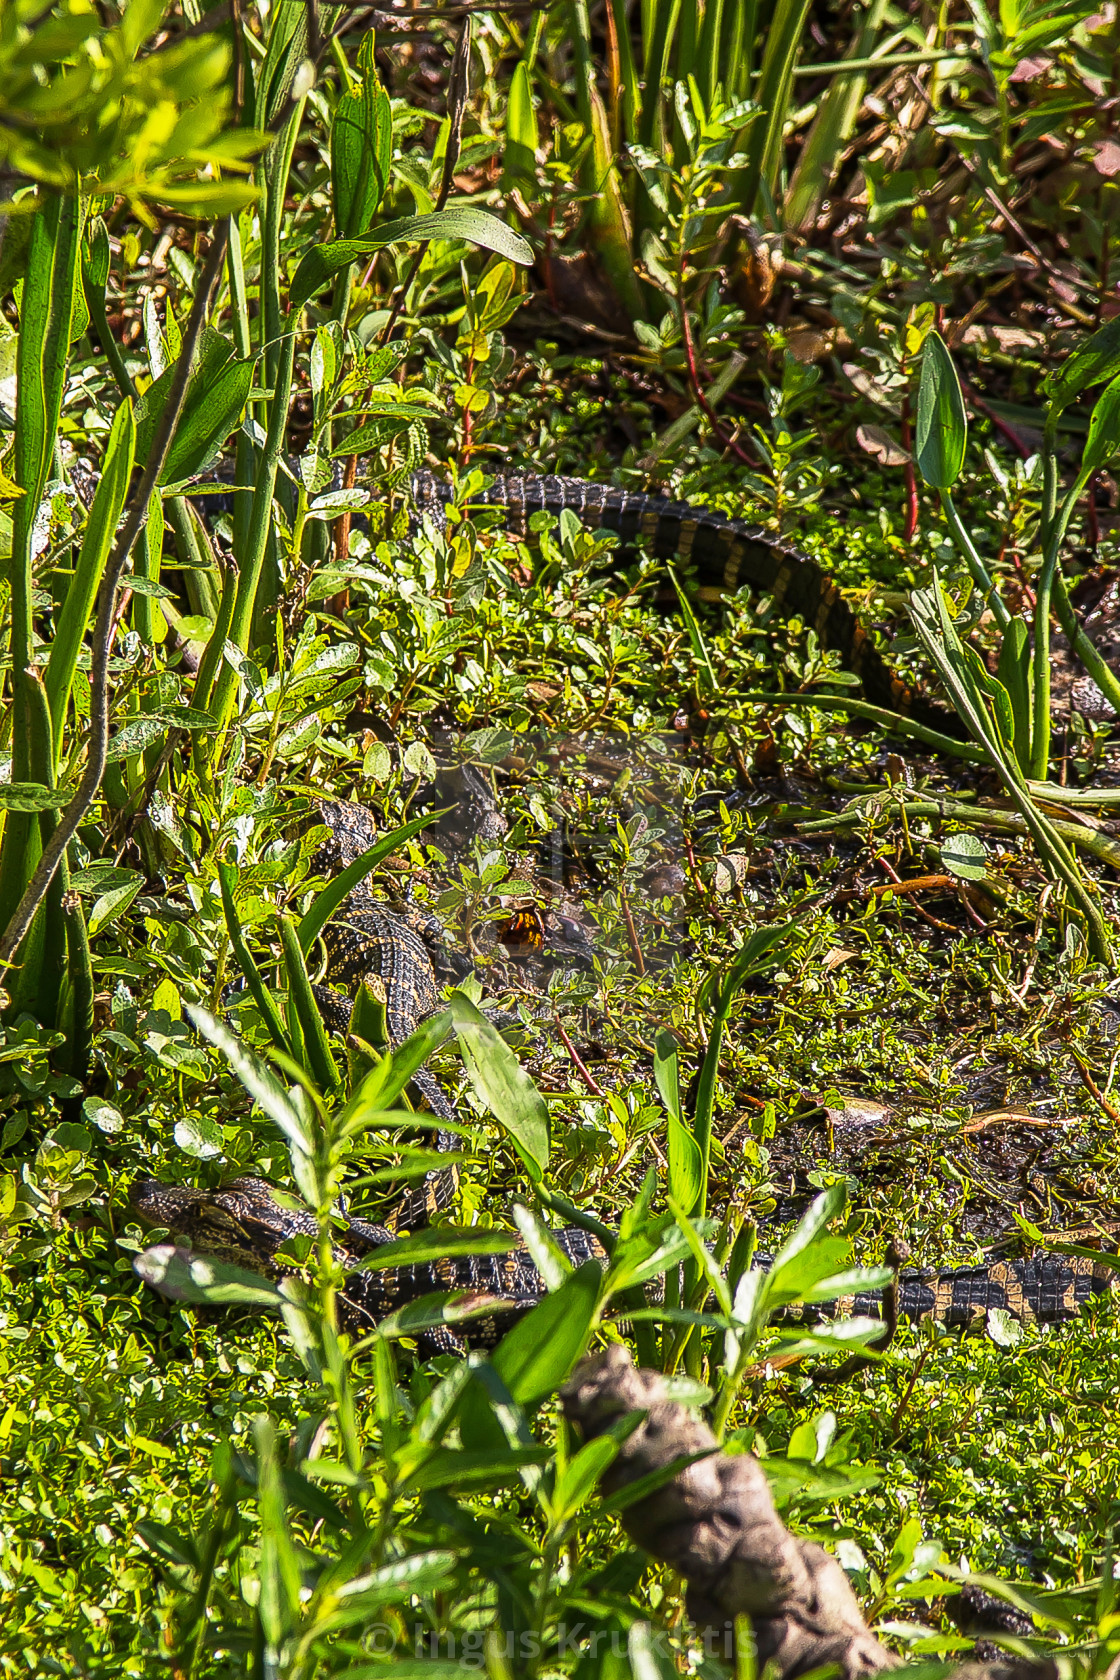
[[561, 1346, 1056, 1680]]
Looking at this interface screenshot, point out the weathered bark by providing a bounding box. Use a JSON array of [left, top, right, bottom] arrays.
[[560, 1346, 1056, 1680]]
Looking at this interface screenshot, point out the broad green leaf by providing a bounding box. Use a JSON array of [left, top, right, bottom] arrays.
[[89, 879, 141, 935], [1081, 371, 1120, 475], [1046, 317, 1120, 414], [328, 414, 430, 456], [449, 991, 549, 1180], [134, 328, 253, 485], [491, 1259, 602, 1408], [173, 1113, 224, 1160], [0, 782, 72, 811], [289, 208, 533, 311], [133, 1243, 286, 1309], [940, 832, 987, 881], [915, 330, 967, 488], [330, 57, 392, 238], [162, 353, 254, 484]]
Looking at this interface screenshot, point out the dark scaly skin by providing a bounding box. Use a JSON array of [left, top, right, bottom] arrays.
[[410, 470, 965, 739], [129, 1176, 607, 1351], [312, 799, 459, 1229], [129, 1176, 1116, 1345]]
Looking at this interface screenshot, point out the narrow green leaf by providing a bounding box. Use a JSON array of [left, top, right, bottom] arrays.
[[351, 1227, 519, 1272], [310, 1552, 457, 1637], [404, 1448, 549, 1494], [551, 1434, 619, 1524], [133, 1243, 287, 1309], [218, 861, 293, 1058], [658, 1032, 703, 1216], [502, 60, 539, 188], [994, 614, 1032, 770], [186, 1003, 312, 1155], [331, 64, 392, 237], [297, 809, 448, 955], [915, 330, 967, 489], [289, 208, 532, 311], [511, 1202, 572, 1291], [255, 1416, 303, 1648], [375, 1290, 521, 1339], [768, 1184, 847, 1277], [666, 1197, 732, 1317], [278, 914, 341, 1092]]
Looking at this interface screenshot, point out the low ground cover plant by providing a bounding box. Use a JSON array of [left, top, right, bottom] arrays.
[[2, 0, 1120, 1674]]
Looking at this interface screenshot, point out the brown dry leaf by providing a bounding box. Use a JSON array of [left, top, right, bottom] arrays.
[[786, 328, 833, 364], [825, 1095, 892, 1128], [525, 681, 561, 704], [842, 362, 901, 414], [856, 423, 910, 466], [1093, 137, 1120, 178], [820, 946, 858, 972], [1009, 53, 1052, 81], [960, 323, 1046, 353]]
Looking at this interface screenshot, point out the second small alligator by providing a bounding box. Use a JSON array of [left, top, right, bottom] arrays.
[[130, 1174, 1117, 1349]]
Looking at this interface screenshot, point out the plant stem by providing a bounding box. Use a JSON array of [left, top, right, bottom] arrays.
[[0, 228, 229, 983], [202, 325, 297, 738], [939, 489, 1010, 631], [736, 691, 987, 762]]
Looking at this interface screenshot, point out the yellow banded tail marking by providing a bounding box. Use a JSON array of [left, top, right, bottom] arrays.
[[676, 518, 699, 565], [722, 529, 747, 592]]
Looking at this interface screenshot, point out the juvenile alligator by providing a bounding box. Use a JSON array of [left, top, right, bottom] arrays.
[[130, 1174, 1118, 1351], [311, 798, 460, 1229], [409, 471, 964, 737], [130, 1174, 607, 1351]]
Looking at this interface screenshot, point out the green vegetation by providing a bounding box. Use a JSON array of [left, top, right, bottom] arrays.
[[2, 0, 1120, 1674]]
